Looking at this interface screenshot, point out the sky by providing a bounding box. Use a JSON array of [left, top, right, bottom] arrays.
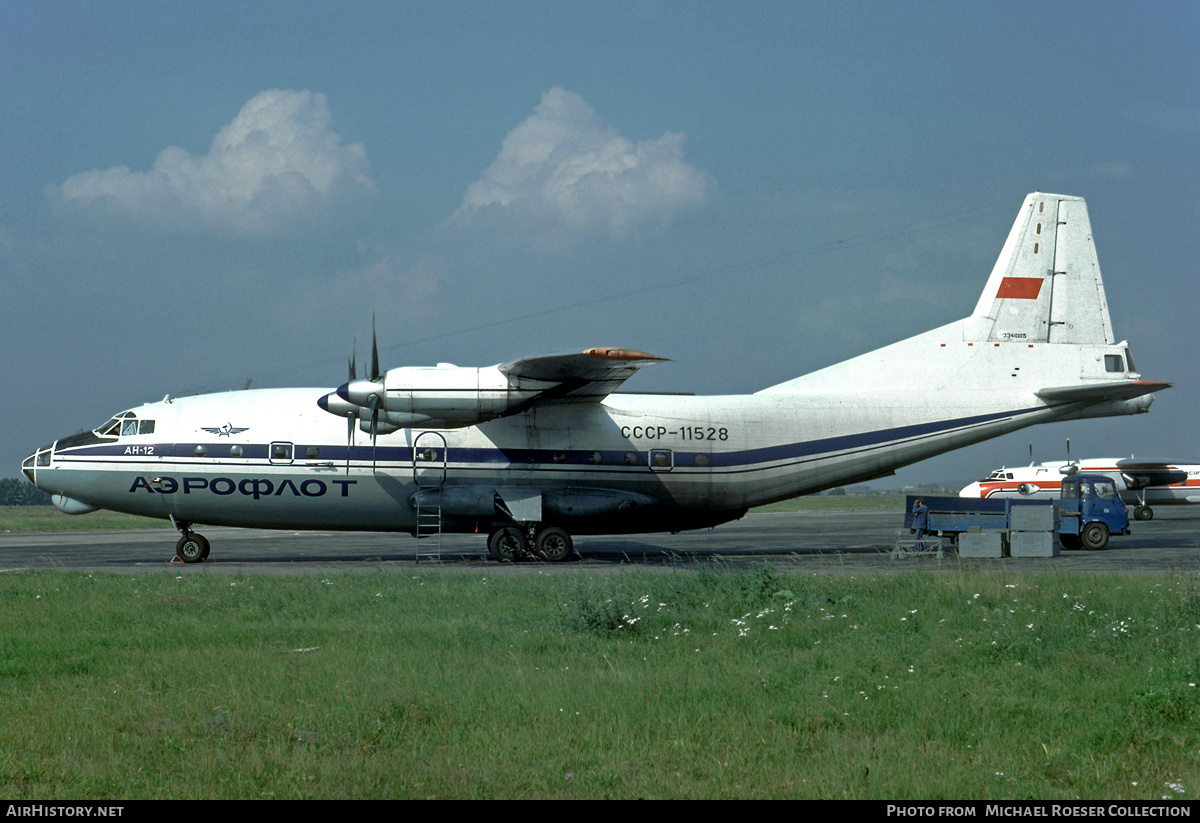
[[3, 0, 1197, 489]]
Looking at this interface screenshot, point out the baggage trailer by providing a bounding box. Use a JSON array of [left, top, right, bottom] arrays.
[[901, 474, 1130, 556]]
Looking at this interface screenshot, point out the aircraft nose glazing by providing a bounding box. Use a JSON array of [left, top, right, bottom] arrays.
[[21, 446, 52, 484]]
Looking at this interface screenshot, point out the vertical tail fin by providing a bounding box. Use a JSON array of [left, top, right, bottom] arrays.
[[964, 193, 1115, 345]]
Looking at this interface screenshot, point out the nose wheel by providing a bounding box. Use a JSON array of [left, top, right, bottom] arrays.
[[173, 522, 211, 564]]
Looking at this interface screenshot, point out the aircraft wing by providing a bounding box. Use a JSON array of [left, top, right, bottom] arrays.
[[1109, 458, 1190, 488], [1035, 380, 1171, 404], [499, 347, 668, 403]]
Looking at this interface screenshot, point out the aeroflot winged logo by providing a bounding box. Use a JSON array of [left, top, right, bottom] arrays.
[[201, 424, 250, 437]]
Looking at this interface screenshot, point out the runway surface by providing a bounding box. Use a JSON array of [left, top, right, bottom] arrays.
[[2, 508, 1198, 576]]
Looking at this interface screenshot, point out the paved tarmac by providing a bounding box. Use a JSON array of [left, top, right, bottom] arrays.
[[2, 508, 1197, 576]]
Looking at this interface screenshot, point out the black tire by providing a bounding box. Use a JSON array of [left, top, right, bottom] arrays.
[[176, 533, 209, 564], [1081, 522, 1110, 551], [487, 527, 525, 562], [534, 527, 574, 562], [1134, 505, 1153, 521]]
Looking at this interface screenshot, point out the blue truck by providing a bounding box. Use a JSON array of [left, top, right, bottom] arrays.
[[905, 473, 1131, 550]]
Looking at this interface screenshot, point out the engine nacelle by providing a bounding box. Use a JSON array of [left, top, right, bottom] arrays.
[[377, 365, 540, 428], [323, 364, 548, 430]]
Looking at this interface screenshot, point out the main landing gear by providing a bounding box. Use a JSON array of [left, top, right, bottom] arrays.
[[172, 520, 210, 564], [487, 525, 575, 563]]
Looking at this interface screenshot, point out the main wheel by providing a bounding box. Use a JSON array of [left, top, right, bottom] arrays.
[[1081, 522, 1110, 551], [487, 527, 525, 562], [534, 527, 574, 562], [175, 533, 210, 564], [1134, 505, 1154, 521]]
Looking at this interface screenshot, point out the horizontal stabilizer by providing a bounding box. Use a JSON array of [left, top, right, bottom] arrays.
[[1035, 380, 1170, 403]]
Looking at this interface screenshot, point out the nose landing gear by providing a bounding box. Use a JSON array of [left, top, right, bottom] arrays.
[[172, 520, 210, 564]]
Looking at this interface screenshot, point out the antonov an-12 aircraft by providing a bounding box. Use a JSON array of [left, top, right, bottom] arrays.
[[22, 193, 1169, 563]]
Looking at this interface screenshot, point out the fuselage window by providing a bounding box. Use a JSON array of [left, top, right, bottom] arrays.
[[1104, 354, 1125, 373], [139, 420, 155, 435]]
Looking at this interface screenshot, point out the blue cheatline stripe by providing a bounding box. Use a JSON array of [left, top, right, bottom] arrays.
[[51, 405, 1043, 473]]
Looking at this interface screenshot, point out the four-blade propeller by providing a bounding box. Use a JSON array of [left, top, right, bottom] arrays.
[[318, 315, 386, 473]]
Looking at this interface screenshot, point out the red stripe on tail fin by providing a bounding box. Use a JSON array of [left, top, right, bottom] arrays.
[[996, 276, 1043, 299]]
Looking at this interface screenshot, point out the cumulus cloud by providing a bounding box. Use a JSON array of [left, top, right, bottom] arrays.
[[451, 87, 711, 244], [52, 89, 375, 235]]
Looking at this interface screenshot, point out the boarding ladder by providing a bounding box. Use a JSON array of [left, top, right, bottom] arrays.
[[412, 432, 446, 563], [413, 486, 442, 562]]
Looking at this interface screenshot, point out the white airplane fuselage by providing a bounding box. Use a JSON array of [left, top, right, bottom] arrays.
[[960, 459, 1200, 513], [21, 193, 1169, 560]]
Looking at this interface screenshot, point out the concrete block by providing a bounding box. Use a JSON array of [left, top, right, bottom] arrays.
[[1009, 531, 1059, 557], [958, 531, 1003, 558], [1011, 505, 1059, 532]]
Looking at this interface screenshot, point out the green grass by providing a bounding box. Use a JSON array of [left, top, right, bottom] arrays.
[[1, 566, 1196, 799], [0, 506, 166, 533]]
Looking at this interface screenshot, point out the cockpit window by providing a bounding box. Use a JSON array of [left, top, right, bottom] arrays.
[[98, 418, 122, 437], [97, 412, 133, 437], [94, 412, 153, 438]]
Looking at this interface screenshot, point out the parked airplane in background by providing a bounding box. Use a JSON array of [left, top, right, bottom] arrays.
[[960, 457, 1200, 521], [23, 193, 1169, 563]]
